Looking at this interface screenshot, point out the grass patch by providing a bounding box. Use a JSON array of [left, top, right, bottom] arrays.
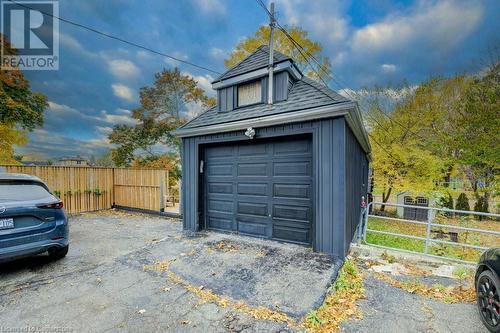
[[452, 266, 474, 279], [302, 260, 365, 333], [366, 233, 425, 253]]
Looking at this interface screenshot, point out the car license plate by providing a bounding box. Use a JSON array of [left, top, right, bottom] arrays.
[[0, 218, 14, 230]]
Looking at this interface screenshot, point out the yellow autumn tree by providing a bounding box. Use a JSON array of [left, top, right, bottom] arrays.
[[0, 124, 27, 164], [0, 34, 48, 163], [225, 25, 331, 82], [365, 86, 443, 206]]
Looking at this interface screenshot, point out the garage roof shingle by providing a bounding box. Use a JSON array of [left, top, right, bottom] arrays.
[[213, 45, 291, 82], [179, 77, 349, 130]]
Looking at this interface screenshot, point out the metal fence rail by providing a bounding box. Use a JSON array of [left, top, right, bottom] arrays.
[[359, 201, 500, 263]]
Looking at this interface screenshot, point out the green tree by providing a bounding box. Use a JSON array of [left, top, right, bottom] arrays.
[[439, 192, 454, 209], [0, 34, 48, 163], [455, 193, 470, 212], [402, 76, 471, 186], [92, 151, 116, 167], [454, 62, 499, 200], [109, 68, 215, 167], [225, 25, 331, 81], [473, 195, 489, 220], [364, 85, 443, 207]]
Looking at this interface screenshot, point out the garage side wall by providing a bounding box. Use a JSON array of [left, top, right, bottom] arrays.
[[180, 117, 356, 257], [344, 125, 369, 255]]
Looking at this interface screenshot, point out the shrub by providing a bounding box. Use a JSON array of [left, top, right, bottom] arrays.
[[473, 195, 489, 220], [439, 192, 454, 209], [455, 193, 470, 212], [438, 192, 454, 217]]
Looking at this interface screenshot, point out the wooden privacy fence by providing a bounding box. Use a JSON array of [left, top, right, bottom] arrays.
[[1, 165, 166, 215], [114, 168, 166, 212]]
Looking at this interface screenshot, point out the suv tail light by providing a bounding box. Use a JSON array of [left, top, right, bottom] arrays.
[[37, 201, 64, 209]]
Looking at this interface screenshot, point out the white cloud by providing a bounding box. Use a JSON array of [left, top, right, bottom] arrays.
[[351, 1, 483, 54], [19, 129, 112, 159], [210, 47, 226, 60], [100, 109, 137, 126], [185, 101, 205, 120], [194, 0, 226, 15], [58, 32, 97, 59], [48, 102, 137, 127], [108, 59, 140, 79], [381, 64, 397, 73], [183, 72, 215, 96], [112, 84, 136, 102], [96, 126, 114, 135]]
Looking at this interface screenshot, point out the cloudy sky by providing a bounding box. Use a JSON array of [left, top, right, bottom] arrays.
[[19, 0, 499, 159]]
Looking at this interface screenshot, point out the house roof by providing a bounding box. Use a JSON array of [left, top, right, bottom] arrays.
[[173, 46, 371, 155], [213, 45, 292, 83], [179, 77, 349, 130], [59, 156, 88, 162]]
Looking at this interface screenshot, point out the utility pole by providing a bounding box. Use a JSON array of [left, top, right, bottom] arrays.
[[267, 2, 275, 105]]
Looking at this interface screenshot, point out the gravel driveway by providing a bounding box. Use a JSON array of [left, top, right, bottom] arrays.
[[0, 210, 486, 332]]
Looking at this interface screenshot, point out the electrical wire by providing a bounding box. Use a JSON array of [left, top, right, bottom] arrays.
[[5, 0, 222, 75]]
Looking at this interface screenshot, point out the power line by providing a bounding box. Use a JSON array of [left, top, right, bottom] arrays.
[[258, 2, 428, 142], [5, 0, 222, 75], [254, 1, 410, 158]]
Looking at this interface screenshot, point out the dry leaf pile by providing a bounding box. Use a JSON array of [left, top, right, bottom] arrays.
[[166, 271, 298, 328], [210, 240, 239, 253], [143, 259, 174, 272], [373, 272, 475, 303], [302, 260, 365, 333]]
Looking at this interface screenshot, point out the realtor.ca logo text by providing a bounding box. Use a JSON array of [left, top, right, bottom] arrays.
[[1, 0, 59, 70]]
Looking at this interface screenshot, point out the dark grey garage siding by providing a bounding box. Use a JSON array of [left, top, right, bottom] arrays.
[[181, 116, 367, 256], [344, 126, 369, 254]]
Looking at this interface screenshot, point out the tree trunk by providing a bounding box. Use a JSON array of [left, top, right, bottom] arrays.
[[381, 188, 392, 212]]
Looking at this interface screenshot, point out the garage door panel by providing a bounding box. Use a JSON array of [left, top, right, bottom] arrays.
[[273, 161, 311, 177], [208, 182, 233, 194], [207, 163, 233, 176], [273, 140, 311, 156], [273, 183, 311, 199], [238, 221, 268, 237], [273, 204, 311, 222], [237, 183, 268, 196], [206, 146, 235, 158], [237, 202, 268, 216], [238, 163, 268, 176], [238, 143, 268, 156], [272, 225, 310, 244], [207, 216, 233, 231], [207, 199, 233, 214]]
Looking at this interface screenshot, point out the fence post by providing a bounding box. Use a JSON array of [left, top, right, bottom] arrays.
[[424, 208, 432, 254], [357, 207, 366, 244], [159, 171, 166, 213], [362, 202, 371, 243]]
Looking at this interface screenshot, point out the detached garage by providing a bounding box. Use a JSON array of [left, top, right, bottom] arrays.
[[173, 45, 371, 257]]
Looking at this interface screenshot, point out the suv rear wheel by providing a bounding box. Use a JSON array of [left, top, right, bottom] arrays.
[[48, 245, 69, 260]]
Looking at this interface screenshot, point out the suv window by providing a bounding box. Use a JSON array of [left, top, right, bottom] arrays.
[[0, 181, 52, 201]]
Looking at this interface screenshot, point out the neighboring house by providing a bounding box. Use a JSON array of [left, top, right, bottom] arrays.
[[57, 156, 90, 166], [21, 161, 49, 166], [396, 191, 436, 221], [173, 45, 371, 257]]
